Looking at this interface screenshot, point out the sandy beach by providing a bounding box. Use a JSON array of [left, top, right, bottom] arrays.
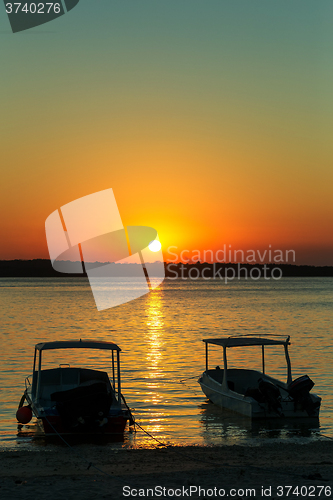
[[0, 441, 332, 499]]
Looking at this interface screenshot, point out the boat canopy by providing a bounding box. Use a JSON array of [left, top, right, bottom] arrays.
[[35, 340, 121, 351], [32, 340, 122, 403], [203, 335, 292, 385], [203, 336, 290, 348]]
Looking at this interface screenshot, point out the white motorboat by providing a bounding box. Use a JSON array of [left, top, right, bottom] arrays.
[[198, 335, 321, 419]]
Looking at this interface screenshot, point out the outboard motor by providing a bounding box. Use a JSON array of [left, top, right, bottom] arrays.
[[51, 382, 112, 429], [288, 375, 318, 416], [258, 378, 284, 417]]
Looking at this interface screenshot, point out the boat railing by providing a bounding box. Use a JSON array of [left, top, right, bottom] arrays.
[[25, 376, 32, 390]]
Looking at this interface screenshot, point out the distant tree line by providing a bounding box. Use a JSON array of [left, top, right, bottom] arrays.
[[164, 262, 333, 279], [0, 259, 333, 278]]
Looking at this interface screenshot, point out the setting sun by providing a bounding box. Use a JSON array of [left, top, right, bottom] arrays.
[[148, 240, 162, 252]]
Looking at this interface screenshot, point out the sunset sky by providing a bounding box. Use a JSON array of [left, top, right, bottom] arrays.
[[1, 0, 333, 265]]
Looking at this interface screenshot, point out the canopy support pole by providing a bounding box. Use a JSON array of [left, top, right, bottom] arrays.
[[285, 344, 292, 384], [112, 350, 115, 389], [222, 346, 228, 390], [205, 342, 208, 372], [117, 350, 121, 403], [36, 351, 42, 401]]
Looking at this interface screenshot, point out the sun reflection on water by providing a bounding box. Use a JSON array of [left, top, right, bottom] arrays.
[[143, 290, 165, 409]]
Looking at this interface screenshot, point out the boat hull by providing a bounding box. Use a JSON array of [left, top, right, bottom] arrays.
[[40, 413, 128, 435], [25, 390, 129, 436], [199, 371, 321, 419]]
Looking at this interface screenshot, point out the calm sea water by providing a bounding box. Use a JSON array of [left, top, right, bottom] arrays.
[[0, 277, 332, 449]]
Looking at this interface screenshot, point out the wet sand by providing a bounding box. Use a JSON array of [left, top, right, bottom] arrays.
[[0, 441, 332, 499]]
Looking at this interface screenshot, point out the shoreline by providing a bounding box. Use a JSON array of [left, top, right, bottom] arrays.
[[1, 441, 332, 499]]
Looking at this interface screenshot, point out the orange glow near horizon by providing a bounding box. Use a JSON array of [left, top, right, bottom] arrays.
[[2, 144, 332, 266]]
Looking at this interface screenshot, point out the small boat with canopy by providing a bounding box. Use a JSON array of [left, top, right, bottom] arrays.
[[198, 335, 321, 419], [17, 340, 133, 435]]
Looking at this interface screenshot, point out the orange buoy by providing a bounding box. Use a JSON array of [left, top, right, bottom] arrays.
[[16, 406, 33, 424]]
